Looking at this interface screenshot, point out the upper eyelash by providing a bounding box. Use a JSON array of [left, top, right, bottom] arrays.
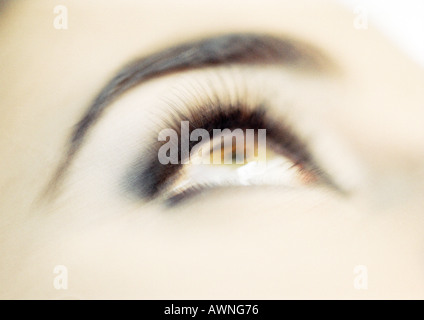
[[124, 87, 324, 203]]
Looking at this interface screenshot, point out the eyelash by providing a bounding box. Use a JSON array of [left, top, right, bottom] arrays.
[[125, 83, 327, 205]]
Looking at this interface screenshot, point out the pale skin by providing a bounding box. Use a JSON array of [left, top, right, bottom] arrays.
[[0, 0, 424, 299]]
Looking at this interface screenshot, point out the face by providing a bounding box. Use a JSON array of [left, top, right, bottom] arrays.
[[1, 0, 424, 299]]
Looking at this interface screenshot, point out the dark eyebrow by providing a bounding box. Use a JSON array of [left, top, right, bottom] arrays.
[[47, 33, 334, 195]]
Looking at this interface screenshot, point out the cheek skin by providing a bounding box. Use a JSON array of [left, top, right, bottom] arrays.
[[3, 186, 424, 299]]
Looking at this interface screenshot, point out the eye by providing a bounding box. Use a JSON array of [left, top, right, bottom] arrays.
[[128, 102, 330, 205], [164, 130, 317, 203]]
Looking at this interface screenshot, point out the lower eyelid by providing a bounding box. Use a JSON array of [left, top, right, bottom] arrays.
[[164, 178, 321, 207], [160, 152, 319, 205]]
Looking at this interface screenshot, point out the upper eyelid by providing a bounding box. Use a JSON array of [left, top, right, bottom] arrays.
[[44, 33, 336, 199]]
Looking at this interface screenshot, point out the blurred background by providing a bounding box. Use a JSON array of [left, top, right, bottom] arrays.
[[339, 0, 424, 67]]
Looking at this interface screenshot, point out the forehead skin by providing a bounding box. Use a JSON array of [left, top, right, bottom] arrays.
[[0, 0, 424, 299]]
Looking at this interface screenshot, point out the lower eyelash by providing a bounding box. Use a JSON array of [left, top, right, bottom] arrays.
[[164, 184, 208, 206]]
